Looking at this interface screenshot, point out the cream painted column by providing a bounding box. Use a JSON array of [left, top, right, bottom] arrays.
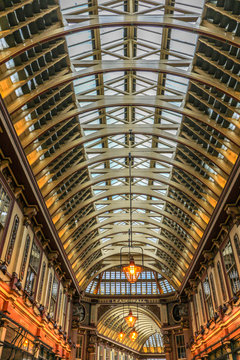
[[160, 304, 168, 324]]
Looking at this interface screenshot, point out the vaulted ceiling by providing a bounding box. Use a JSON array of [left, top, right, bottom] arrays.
[[0, 0, 239, 292], [97, 304, 162, 351]]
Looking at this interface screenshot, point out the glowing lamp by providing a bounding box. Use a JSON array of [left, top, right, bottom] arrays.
[[124, 309, 137, 327], [118, 330, 125, 341], [129, 328, 138, 341], [122, 256, 143, 283]]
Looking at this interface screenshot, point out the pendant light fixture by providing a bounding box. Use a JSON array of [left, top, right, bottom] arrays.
[[118, 329, 125, 341], [118, 305, 125, 341], [120, 143, 144, 283], [124, 308, 137, 328], [129, 303, 139, 341], [129, 328, 138, 341], [122, 255, 143, 284]]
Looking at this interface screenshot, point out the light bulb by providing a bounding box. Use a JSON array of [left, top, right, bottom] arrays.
[[130, 266, 135, 274]]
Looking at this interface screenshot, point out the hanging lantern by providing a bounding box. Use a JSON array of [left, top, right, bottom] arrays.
[[129, 328, 138, 341], [122, 256, 143, 283], [124, 309, 137, 328], [118, 329, 125, 341]]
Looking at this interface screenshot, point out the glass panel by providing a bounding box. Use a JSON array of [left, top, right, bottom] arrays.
[[176, 335, 186, 359], [29, 242, 41, 273], [222, 241, 240, 294], [24, 242, 41, 295], [203, 276, 214, 319], [85, 270, 174, 295], [0, 182, 10, 227]]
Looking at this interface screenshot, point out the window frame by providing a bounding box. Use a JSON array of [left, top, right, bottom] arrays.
[[24, 240, 42, 297], [222, 240, 240, 295], [48, 273, 60, 320], [176, 334, 186, 359], [37, 261, 46, 303], [217, 260, 227, 302], [202, 275, 214, 320], [0, 179, 12, 230], [75, 334, 83, 360]]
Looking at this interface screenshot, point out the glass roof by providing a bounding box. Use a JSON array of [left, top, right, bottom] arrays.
[[97, 304, 162, 351], [1, 0, 239, 354], [56, 0, 208, 290], [50, 0, 239, 290], [86, 269, 174, 295], [1, 0, 238, 299]]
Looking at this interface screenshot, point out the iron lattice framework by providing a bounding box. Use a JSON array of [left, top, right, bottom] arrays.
[[97, 304, 163, 352], [0, 0, 239, 293]]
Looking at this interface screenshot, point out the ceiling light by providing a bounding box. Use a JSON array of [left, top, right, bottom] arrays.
[[129, 328, 138, 341], [118, 329, 125, 341], [124, 309, 137, 328], [122, 256, 142, 283]]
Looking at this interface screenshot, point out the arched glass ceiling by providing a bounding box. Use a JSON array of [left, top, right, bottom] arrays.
[[56, 0, 239, 290], [143, 333, 164, 354], [97, 305, 162, 352], [58, 0, 206, 289], [86, 269, 174, 295], [0, 0, 239, 292]]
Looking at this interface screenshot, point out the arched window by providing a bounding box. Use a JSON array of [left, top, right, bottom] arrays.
[[24, 241, 41, 295], [5, 214, 19, 264], [222, 241, 240, 294], [217, 261, 227, 301], [20, 234, 31, 280], [210, 273, 218, 309]]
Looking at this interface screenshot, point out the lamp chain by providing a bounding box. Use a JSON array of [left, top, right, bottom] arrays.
[[129, 151, 133, 248]]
